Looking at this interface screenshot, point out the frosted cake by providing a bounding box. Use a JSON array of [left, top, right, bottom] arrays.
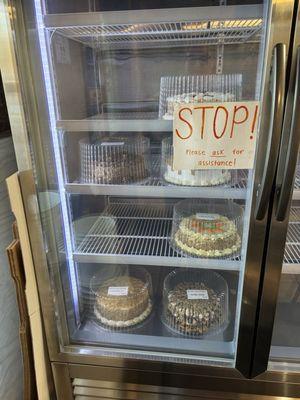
[[165, 281, 223, 335], [164, 160, 231, 186], [174, 214, 241, 258], [94, 275, 152, 328], [161, 137, 231, 187]]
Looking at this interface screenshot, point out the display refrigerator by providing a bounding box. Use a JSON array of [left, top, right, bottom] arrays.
[[1, 0, 300, 398]]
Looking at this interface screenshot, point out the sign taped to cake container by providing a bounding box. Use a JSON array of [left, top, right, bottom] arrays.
[[173, 101, 260, 170]]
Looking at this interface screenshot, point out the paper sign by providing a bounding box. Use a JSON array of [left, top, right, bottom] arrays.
[[187, 289, 209, 300], [108, 286, 128, 296], [173, 101, 260, 170]]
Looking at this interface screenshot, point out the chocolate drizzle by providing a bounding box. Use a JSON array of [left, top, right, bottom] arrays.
[[166, 281, 223, 335]]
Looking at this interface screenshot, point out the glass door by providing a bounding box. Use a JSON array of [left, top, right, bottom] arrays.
[[14, 0, 294, 371], [266, 2, 300, 372], [269, 154, 300, 367], [245, 1, 300, 377]]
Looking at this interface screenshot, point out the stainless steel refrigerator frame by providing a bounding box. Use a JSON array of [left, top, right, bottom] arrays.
[[2, 0, 300, 397]]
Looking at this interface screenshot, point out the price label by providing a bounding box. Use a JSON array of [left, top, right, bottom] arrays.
[[108, 286, 128, 296], [187, 289, 209, 300], [173, 101, 260, 170], [196, 213, 218, 220], [101, 142, 124, 146]]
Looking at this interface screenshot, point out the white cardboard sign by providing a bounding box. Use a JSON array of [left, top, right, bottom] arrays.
[[173, 101, 260, 170]]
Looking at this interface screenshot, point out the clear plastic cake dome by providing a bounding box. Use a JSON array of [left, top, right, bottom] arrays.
[[162, 269, 229, 337], [161, 137, 240, 187], [158, 74, 242, 119], [90, 266, 153, 331], [170, 199, 243, 259], [80, 133, 151, 184]]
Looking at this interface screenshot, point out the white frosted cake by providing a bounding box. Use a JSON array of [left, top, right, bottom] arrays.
[[164, 164, 231, 186], [161, 137, 231, 187], [94, 275, 152, 328], [163, 91, 236, 120]]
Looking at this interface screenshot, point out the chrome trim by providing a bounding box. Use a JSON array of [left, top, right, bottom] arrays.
[[0, 0, 71, 357], [0, 0, 32, 171], [52, 362, 300, 399], [255, 43, 286, 220], [44, 5, 263, 28], [52, 363, 73, 400]]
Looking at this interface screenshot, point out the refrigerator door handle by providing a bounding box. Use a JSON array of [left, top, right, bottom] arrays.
[[276, 47, 300, 222], [255, 43, 286, 221]]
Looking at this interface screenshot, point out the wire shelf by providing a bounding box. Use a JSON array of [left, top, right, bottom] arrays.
[[293, 163, 300, 200], [284, 207, 300, 267], [57, 116, 171, 132], [74, 201, 241, 270], [48, 18, 262, 49], [89, 112, 158, 120], [66, 154, 248, 198]]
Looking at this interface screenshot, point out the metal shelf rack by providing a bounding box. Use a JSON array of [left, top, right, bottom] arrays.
[[67, 154, 249, 199], [293, 164, 300, 200], [44, 5, 263, 50], [283, 207, 300, 274], [57, 116, 171, 132], [66, 180, 247, 199], [74, 201, 242, 271]]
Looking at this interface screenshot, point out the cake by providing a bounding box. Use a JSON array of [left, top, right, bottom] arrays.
[[164, 159, 231, 186], [80, 135, 150, 184], [92, 153, 148, 184], [94, 275, 152, 328], [163, 91, 236, 120], [173, 214, 241, 258], [165, 281, 223, 335], [161, 137, 231, 187]]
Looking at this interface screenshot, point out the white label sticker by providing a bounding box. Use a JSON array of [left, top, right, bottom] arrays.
[[187, 289, 209, 300], [173, 101, 260, 170], [107, 286, 128, 296], [101, 142, 125, 146], [195, 213, 219, 220]]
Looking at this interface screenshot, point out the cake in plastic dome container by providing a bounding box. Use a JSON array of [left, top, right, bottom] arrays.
[[162, 269, 229, 337], [80, 133, 151, 184], [170, 199, 243, 258], [90, 266, 153, 330], [161, 137, 235, 187], [159, 74, 242, 120]]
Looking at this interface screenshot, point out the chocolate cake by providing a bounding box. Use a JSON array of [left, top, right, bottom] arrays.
[[165, 281, 224, 335], [80, 135, 150, 184]]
